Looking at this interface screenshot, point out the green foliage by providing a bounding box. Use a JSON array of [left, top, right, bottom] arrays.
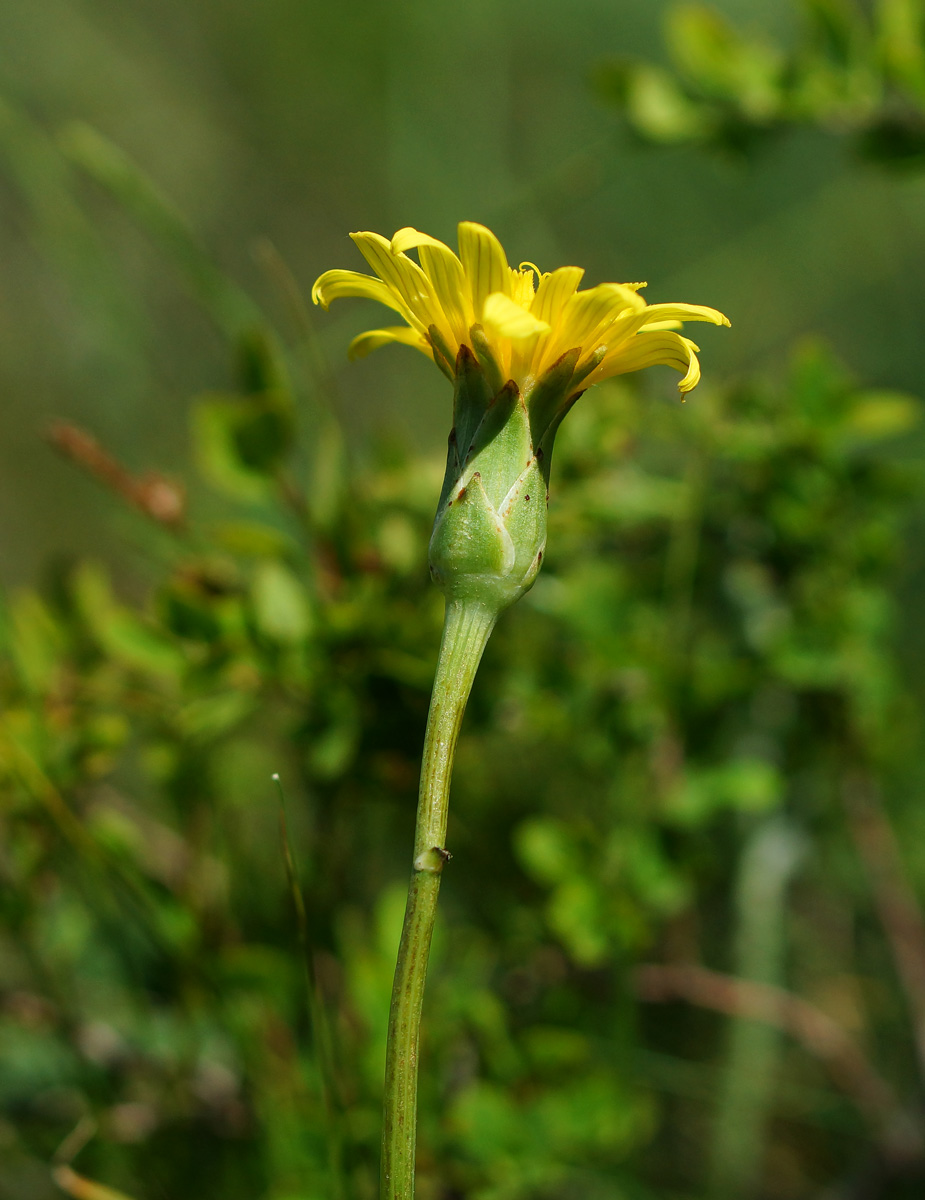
[[0, 293, 920, 1198], [1, 41, 924, 1197], [596, 0, 925, 165]]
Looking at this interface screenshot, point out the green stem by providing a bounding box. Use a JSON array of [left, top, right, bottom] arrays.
[[380, 598, 498, 1200]]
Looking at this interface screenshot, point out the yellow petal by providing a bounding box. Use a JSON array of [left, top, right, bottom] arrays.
[[531, 266, 585, 326], [311, 269, 405, 315], [599, 301, 729, 359], [556, 283, 647, 351], [600, 330, 702, 392], [390, 227, 453, 257], [391, 227, 469, 341], [458, 222, 510, 319], [641, 302, 730, 328], [315, 223, 728, 394], [350, 232, 441, 332], [482, 292, 550, 342], [347, 325, 430, 361], [510, 268, 536, 309]]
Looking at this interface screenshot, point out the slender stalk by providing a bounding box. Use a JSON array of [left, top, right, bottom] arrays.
[[380, 598, 498, 1200]]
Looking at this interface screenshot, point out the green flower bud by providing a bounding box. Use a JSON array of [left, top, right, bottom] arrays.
[[428, 343, 588, 612]]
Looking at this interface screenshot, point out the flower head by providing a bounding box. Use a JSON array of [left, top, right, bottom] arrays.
[[313, 222, 729, 614], [312, 221, 729, 396]]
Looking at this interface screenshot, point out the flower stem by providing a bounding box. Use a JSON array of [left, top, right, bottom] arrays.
[[380, 598, 498, 1200]]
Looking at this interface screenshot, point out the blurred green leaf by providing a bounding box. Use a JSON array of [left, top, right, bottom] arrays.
[[879, 0, 925, 101], [213, 522, 300, 560], [251, 561, 313, 644], [8, 590, 65, 694], [597, 0, 925, 160], [177, 691, 255, 740], [843, 390, 922, 438], [71, 561, 185, 678], [667, 4, 784, 118], [193, 394, 294, 499], [620, 62, 712, 143], [804, 0, 871, 66], [305, 687, 361, 781], [664, 758, 784, 825], [514, 817, 580, 886]]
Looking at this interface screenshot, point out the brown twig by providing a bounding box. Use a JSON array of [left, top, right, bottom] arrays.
[[52, 1164, 138, 1200], [633, 962, 919, 1157], [46, 420, 186, 530], [842, 771, 925, 1088], [51, 1118, 139, 1200]]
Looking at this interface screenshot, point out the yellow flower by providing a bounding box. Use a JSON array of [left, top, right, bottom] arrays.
[[312, 221, 729, 395]]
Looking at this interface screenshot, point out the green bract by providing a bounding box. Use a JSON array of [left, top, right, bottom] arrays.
[[428, 344, 586, 611]]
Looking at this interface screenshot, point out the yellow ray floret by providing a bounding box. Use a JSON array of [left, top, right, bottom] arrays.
[[312, 221, 729, 394]]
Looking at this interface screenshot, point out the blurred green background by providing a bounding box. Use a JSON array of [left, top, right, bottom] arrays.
[[4, 0, 925, 582], [3, 1, 925, 1198]]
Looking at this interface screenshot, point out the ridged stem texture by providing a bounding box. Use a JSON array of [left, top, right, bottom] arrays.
[[380, 599, 498, 1200]]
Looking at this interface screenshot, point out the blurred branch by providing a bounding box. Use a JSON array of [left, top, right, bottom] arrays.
[[253, 237, 345, 416], [52, 1118, 140, 1200], [708, 819, 805, 1199], [275, 774, 347, 1200], [634, 961, 919, 1156], [1, 739, 188, 966], [52, 1165, 139, 1200], [253, 239, 351, 552], [46, 420, 186, 531], [0, 730, 98, 855], [842, 770, 925, 1085], [59, 121, 263, 338]]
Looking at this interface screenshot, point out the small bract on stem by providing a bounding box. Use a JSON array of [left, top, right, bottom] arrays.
[[313, 220, 728, 1200]]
